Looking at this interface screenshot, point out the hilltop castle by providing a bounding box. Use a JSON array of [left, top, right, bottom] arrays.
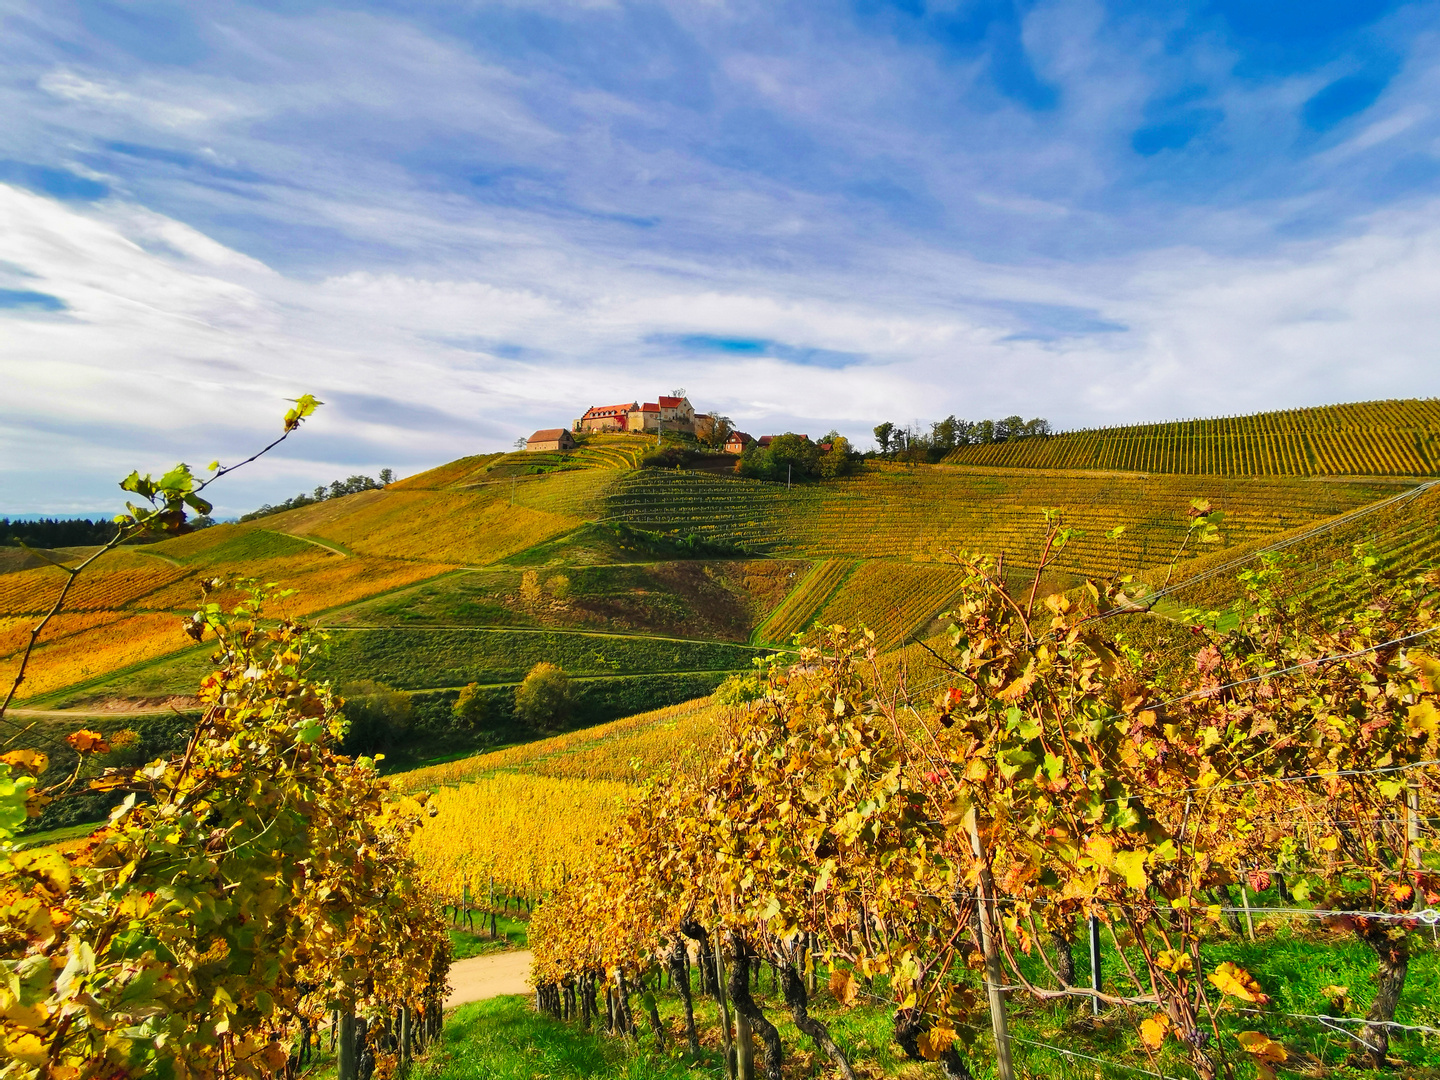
[[574, 395, 695, 435]]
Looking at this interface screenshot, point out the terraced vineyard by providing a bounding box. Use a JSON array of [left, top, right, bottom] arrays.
[[753, 558, 854, 643], [943, 398, 1440, 476], [603, 465, 1408, 575], [814, 560, 969, 649]]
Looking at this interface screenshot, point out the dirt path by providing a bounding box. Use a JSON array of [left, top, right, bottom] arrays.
[[445, 950, 532, 1009]]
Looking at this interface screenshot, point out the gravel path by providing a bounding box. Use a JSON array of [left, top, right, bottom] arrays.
[[445, 950, 532, 1009]]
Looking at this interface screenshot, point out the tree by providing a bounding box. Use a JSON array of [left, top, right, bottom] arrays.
[[994, 414, 1025, 441], [452, 681, 490, 729], [340, 679, 415, 755], [694, 412, 734, 448], [817, 434, 856, 478], [515, 662, 575, 730], [931, 415, 962, 452], [873, 422, 895, 455], [379, 467, 395, 485]]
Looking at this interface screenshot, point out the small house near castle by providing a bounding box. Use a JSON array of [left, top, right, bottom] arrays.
[[526, 428, 577, 452], [576, 395, 695, 435]]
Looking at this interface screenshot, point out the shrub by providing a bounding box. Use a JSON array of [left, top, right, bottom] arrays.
[[713, 671, 765, 705], [515, 662, 575, 730], [340, 678, 415, 754], [452, 681, 490, 729]]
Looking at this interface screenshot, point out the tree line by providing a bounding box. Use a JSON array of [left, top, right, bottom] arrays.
[[873, 415, 1051, 462], [0, 516, 198, 547], [238, 468, 395, 522]]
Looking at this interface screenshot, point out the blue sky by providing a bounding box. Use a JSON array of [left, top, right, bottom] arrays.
[[2, 0, 1440, 513]]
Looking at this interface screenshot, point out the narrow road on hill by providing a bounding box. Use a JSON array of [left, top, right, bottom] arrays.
[[446, 950, 532, 1009]]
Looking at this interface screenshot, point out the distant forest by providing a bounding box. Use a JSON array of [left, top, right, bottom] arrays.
[[0, 517, 169, 548]]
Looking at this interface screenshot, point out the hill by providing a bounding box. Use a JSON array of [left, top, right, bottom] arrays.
[[941, 397, 1440, 476], [5, 409, 1436, 748]]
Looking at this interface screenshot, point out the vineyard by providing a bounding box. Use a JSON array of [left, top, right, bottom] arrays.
[[523, 550, 1440, 1080], [322, 559, 806, 643], [754, 559, 856, 644], [317, 627, 773, 690], [943, 398, 1440, 476], [601, 466, 1407, 574], [813, 561, 969, 650]]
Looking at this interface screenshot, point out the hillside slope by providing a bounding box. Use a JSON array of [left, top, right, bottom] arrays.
[[941, 398, 1440, 476], [6, 411, 1436, 713]]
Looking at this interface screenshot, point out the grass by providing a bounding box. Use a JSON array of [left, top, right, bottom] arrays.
[[448, 915, 529, 958], [414, 914, 1440, 1080], [412, 996, 716, 1080], [323, 559, 805, 643], [315, 626, 772, 690]]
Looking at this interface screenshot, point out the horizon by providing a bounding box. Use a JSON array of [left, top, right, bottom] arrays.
[[5, 1, 1440, 514]]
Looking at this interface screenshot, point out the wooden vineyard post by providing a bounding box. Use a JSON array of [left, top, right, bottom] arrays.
[[336, 1012, 358, 1080], [1240, 884, 1255, 941], [490, 875, 497, 940], [969, 819, 1016, 1080], [714, 930, 737, 1080], [1088, 915, 1102, 1017], [400, 1007, 412, 1066]]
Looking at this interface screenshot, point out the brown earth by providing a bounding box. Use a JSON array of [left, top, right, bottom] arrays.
[[445, 950, 533, 1009]]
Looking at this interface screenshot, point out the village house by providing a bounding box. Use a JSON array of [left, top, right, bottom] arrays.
[[526, 428, 577, 452], [723, 431, 754, 454]]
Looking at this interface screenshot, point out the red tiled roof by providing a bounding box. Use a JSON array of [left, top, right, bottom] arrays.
[[658, 395, 687, 408], [641, 402, 660, 412], [581, 402, 638, 419], [725, 431, 753, 444], [528, 428, 569, 442]]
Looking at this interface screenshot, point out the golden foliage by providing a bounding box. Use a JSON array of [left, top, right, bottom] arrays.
[[2, 612, 192, 700], [270, 488, 578, 565], [410, 772, 627, 900]]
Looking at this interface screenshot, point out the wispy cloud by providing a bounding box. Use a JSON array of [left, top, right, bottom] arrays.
[[2, 0, 1439, 513]]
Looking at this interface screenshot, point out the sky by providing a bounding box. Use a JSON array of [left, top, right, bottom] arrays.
[[3, 0, 1440, 515]]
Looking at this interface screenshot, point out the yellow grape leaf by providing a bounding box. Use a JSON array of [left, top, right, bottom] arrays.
[[65, 729, 110, 755], [1113, 849, 1147, 890], [1409, 650, 1440, 693], [1208, 962, 1270, 1005], [2, 1029, 48, 1065], [1155, 949, 1193, 974], [0, 749, 47, 775], [1320, 834, 1339, 852], [1139, 1014, 1170, 1049], [916, 1025, 955, 1061], [1406, 700, 1439, 739], [996, 671, 1036, 703], [1085, 836, 1115, 868], [829, 968, 858, 1007], [1236, 1031, 1287, 1080]]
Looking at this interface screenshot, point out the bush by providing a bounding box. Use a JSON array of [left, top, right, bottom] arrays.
[[452, 681, 490, 729], [713, 672, 765, 705], [515, 662, 575, 730], [341, 678, 415, 754]]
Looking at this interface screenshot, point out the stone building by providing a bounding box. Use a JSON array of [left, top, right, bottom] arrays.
[[526, 428, 577, 452], [574, 395, 696, 435]]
